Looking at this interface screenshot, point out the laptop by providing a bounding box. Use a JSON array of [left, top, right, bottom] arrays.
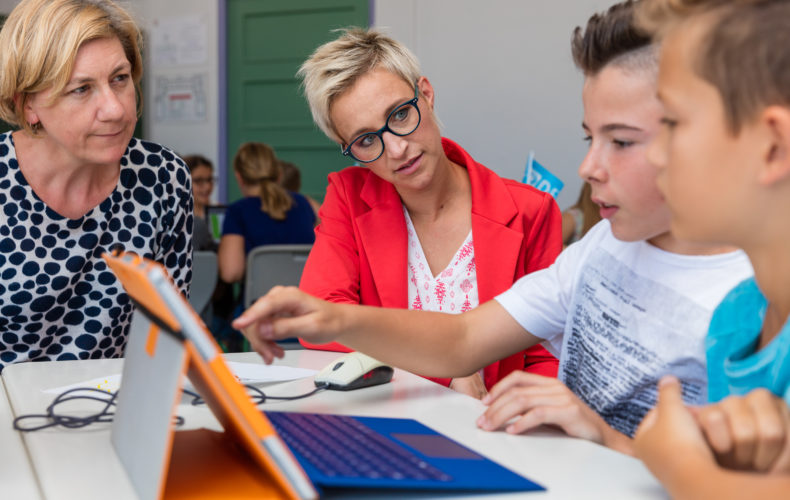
[[104, 251, 545, 498]]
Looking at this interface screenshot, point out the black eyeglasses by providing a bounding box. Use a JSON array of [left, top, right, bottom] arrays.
[[192, 176, 216, 186], [341, 85, 421, 164]]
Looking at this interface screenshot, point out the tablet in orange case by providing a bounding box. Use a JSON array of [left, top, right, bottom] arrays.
[[104, 251, 317, 500]]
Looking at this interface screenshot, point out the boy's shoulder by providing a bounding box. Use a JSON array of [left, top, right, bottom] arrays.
[[563, 219, 752, 281]]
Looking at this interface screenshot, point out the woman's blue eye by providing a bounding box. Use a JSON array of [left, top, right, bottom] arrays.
[[358, 134, 377, 149], [392, 107, 409, 122], [70, 85, 89, 95]]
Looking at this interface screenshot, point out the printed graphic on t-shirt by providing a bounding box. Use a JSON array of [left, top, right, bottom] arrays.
[[560, 248, 708, 437]]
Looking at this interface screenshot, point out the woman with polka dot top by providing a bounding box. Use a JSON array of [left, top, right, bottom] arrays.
[[0, 0, 193, 371]]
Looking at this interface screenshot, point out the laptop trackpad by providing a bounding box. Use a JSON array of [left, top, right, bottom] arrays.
[[391, 434, 484, 460]]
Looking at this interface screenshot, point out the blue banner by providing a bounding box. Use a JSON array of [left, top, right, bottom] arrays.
[[522, 151, 564, 199]]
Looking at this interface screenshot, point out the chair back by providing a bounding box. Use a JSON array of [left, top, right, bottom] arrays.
[[189, 251, 218, 316], [244, 244, 312, 309]]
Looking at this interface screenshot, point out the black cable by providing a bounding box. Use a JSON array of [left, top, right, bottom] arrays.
[[13, 387, 118, 432], [182, 383, 328, 406], [13, 387, 184, 432], [13, 382, 326, 432]]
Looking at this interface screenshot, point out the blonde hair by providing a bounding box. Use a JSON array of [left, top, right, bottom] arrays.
[[296, 27, 421, 145], [0, 0, 143, 134], [233, 142, 293, 221], [637, 0, 790, 134]]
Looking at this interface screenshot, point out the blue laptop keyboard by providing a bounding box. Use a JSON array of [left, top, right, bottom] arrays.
[[266, 412, 453, 482]]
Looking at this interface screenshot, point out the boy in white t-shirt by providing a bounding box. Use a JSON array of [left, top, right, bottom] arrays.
[[233, 1, 752, 454]]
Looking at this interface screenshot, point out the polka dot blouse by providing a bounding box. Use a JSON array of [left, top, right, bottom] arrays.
[[0, 133, 193, 371]]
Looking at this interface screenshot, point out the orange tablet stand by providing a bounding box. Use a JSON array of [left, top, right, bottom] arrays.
[[105, 252, 317, 500]]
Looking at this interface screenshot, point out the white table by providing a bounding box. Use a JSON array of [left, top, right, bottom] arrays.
[[0, 376, 42, 499], [3, 351, 667, 499]]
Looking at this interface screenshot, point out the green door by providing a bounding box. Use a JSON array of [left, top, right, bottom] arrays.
[[226, 0, 369, 203]]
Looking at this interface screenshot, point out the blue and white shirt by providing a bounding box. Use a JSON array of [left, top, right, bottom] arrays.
[[0, 133, 192, 371]]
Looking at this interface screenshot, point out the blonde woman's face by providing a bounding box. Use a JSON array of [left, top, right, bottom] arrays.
[[24, 37, 137, 169], [330, 68, 444, 194]]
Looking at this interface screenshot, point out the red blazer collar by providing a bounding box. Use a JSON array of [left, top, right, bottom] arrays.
[[448, 139, 523, 302], [355, 138, 524, 307], [357, 174, 409, 308]]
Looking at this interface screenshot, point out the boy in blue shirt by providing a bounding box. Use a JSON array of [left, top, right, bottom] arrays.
[[633, 0, 790, 496]]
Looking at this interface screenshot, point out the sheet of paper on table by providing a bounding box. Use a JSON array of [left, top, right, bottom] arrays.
[[42, 362, 317, 395]]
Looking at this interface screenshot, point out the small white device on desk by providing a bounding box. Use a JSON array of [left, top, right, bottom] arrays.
[[313, 352, 394, 391]]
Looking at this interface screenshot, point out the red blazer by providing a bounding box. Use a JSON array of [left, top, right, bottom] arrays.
[[300, 138, 562, 389]]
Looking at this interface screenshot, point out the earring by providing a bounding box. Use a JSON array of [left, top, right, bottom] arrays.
[[29, 121, 42, 134]]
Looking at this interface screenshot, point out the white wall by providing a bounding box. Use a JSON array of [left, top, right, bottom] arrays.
[[129, 0, 617, 208], [1, 0, 618, 209], [127, 0, 221, 184], [374, 0, 614, 209], [0, 0, 17, 14]]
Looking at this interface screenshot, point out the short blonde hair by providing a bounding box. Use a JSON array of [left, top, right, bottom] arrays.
[[297, 27, 421, 144], [233, 142, 293, 221], [637, 0, 790, 134], [0, 0, 143, 134]]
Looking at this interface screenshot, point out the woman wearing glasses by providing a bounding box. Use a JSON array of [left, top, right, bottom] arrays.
[[184, 154, 217, 251], [295, 28, 562, 398]]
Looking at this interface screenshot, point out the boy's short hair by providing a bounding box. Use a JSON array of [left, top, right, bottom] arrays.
[[296, 27, 421, 145], [637, 0, 790, 134], [0, 0, 143, 134], [572, 0, 657, 77]]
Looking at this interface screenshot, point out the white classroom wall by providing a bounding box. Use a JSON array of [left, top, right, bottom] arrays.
[[1, 0, 618, 209], [0, 0, 15, 12], [373, 0, 615, 208], [126, 0, 221, 191]]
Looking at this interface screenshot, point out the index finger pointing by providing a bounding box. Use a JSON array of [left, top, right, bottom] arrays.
[[232, 286, 291, 329]]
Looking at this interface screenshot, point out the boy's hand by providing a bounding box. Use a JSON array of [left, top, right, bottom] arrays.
[[450, 373, 488, 400], [476, 372, 632, 453], [693, 389, 790, 473], [634, 377, 716, 487], [232, 286, 343, 364]]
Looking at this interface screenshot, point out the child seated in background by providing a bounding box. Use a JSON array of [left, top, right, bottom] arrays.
[[278, 160, 321, 221], [184, 154, 218, 251], [631, 0, 790, 496], [233, 0, 753, 454], [218, 142, 316, 285]]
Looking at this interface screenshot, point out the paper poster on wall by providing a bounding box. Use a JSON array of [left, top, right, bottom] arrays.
[[154, 74, 208, 123], [151, 15, 208, 67]]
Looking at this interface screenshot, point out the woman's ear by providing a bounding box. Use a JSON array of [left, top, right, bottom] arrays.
[[417, 76, 435, 108], [758, 105, 790, 186], [20, 93, 41, 128]]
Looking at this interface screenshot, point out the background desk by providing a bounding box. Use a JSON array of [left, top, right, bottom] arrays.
[[3, 351, 667, 500]]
